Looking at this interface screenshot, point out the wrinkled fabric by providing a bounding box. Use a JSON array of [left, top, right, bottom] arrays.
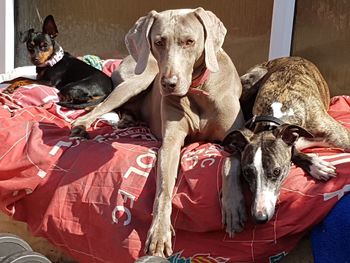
[[1, 63, 350, 263]]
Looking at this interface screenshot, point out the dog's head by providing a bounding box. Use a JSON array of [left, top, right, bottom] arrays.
[[21, 15, 58, 66], [223, 124, 313, 223], [125, 8, 226, 96]]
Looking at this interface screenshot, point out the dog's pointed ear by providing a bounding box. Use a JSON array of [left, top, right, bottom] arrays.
[[42, 15, 58, 38], [125, 11, 157, 75], [20, 28, 34, 43], [273, 124, 314, 146], [223, 129, 253, 153], [194, 7, 227, 73]]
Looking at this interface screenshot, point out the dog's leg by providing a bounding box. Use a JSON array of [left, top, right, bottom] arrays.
[[1, 77, 37, 94], [293, 114, 350, 180], [315, 115, 350, 150], [296, 114, 350, 151], [71, 59, 158, 137], [221, 154, 246, 237], [145, 126, 187, 257], [292, 149, 337, 181]]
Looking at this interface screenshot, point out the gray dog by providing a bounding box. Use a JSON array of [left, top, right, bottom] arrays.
[[71, 8, 245, 257], [224, 56, 350, 224]]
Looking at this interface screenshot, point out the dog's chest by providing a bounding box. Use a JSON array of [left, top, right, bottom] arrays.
[[185, 94, 235, 142], [36, 60, 67, 86], [36, 67, 50, 80]]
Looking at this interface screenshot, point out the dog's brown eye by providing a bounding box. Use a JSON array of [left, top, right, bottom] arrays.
[[40, 43, 48, 50], [185, 39, 195, 46], [273, 167, 281, 177], [154, 40, 164, 47]]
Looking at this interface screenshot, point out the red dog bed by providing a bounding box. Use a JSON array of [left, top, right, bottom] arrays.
[[1, 61, 350, 263]]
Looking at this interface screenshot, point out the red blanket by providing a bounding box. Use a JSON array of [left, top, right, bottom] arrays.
[[1, 62, 350, 263]]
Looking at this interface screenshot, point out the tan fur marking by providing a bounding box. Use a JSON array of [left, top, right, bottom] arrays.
[[37, 46, 54, 64]]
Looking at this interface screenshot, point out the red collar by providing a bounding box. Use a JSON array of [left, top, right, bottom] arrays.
[[189, 68, 210, 96]]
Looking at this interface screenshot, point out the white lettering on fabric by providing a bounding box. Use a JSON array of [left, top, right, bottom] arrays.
[[124, 150, 156, 178], [323, 184, 350, 201], [181, 145, 222, 169], [112, 190, 136, 226], [49, 138, 81, 156], [112, 149, 157, 226]]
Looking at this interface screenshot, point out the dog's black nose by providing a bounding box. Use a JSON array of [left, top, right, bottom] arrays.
[[161, 75, 178, 90], [253, 211, 268, 224]]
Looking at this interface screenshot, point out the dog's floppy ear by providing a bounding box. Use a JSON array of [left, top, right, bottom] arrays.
[[20, 29, 34, 43], [125, 11, 157, 75], [240, 66, 268, 90], [194, 7, 227, 73], [42, 15, 58, 38], [273, 124, 314, 146], [223, 129, 253, 153], [240, 65, 268, 106]]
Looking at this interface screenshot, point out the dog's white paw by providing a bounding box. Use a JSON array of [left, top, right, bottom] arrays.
[[309, 155, 337, 181], [221, 192, 246, 238], [144, 218, 174, 258]]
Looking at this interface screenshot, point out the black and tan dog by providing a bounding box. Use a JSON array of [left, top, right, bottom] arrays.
[[2, 15, 113, 109], [224, 56, 350, 224]]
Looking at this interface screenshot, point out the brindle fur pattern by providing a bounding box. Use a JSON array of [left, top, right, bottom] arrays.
[[225, 56, 350, 223], [253, 57, 329, 128], [252, 57, 350, 148]]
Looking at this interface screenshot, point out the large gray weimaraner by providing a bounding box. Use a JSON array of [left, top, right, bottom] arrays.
[[71, 8, 246, 257]]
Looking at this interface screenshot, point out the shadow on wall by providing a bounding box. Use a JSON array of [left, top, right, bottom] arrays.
[[15, 0, 349, 97], [292, 0, 350, 96], [14, 0, 274, 75]]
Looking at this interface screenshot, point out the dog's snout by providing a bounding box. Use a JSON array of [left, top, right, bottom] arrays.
[[31, 57, 41, 65], [161, 75, 178, 90], [253, 210, 268, 224]]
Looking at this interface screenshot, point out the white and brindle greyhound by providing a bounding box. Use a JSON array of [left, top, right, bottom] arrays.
[[224, 56, 350, 224]]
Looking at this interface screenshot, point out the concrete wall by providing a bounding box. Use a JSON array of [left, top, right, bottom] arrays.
[[13, 0, 274, 76], [292, 0, 350, 96]]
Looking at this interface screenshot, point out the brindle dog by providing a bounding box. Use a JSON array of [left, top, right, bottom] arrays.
[[224, 56, 350, 223]]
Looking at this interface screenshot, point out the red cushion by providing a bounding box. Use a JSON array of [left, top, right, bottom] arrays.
[[1, 62, 350, 262]]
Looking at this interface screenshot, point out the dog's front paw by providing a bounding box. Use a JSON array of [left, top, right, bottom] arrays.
[[70, 125, 90, 139], [2, 80, 34, 94], [2, 88, 13, 94], [71, 114, 96, 129], [221, 192, 246, 238], [144, 219, 174, 258], [309, 154, 337, 181], [71, 118, 93, 138], [2, 86, 16, 94]]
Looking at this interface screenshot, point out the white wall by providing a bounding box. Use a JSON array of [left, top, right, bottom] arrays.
[[269, 0, 296, 60], [0, 0, 14, 74]]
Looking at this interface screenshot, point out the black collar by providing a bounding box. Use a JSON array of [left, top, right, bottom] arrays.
[[245, 115, 284, 132]]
